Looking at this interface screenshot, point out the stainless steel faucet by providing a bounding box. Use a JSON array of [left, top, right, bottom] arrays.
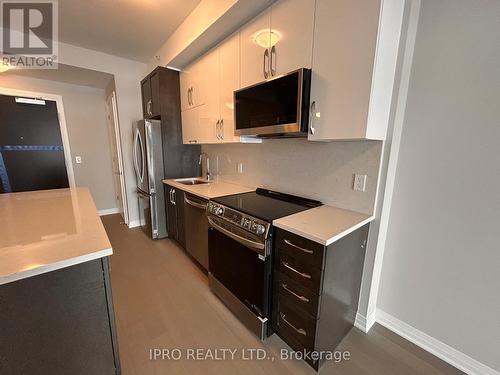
[[199, 152, 212, 181]]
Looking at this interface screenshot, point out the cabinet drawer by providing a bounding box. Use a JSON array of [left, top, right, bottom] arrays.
[[277, 252, 323, 294], [276, 272, 320, 319], [275, 229, 324, 269], [276, 297, 316, 350]]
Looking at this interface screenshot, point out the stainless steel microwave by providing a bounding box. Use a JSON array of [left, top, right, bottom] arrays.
[[234, 68, 311, 137]]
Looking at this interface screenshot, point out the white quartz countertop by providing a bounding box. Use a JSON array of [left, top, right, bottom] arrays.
[[0, 187, 112, 285], [163, 178, 254, 200], [273, 205, 374, 246]]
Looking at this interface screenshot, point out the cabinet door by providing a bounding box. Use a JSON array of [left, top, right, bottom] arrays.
[[179, 69, 192, 111], [141, 78, 152, 118], [174, 189, 186, 247], [166, 186, 177, 239], [197, 49, 220, 143], [181, 105, 200, 144], [218, 33, 240, 143], [150, 71, 161, 117], [308, 0, 380, 140], [240, 9, 271, 88], [270, 0, 315, 76]]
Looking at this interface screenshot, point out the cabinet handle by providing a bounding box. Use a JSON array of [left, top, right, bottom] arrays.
[[263, 49, 269, 79], [172, 189, 176, 205], [188, 87, 193, 106], [189, 140, 197, 144], [147, 100, 152, 116], [270, 46, 276, 76], [216, 120, 221, 140], [282, 283, 310, 302], [284, 239, 314, 254], [282, 261, 311, 279], [220, 119, 224, 140], [309, 101, 316, 135], [280, 312, 306, 336]]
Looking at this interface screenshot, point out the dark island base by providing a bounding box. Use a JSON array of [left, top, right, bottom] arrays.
[[0, 257, 120, 375]]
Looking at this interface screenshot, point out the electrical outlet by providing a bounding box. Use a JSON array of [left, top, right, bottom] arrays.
[[353, 174, 367, 192], [75, 156, 82, 164], [237, 162, 244, 174]]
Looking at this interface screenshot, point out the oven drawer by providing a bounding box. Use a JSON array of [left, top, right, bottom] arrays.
[[276, 272, 320, 319], [276, 297, 317, 351], [277, 252, 323, 294], [275, 229, 324, 270]]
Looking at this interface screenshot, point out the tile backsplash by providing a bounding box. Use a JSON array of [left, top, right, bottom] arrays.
[[202, 138, 383, 215]]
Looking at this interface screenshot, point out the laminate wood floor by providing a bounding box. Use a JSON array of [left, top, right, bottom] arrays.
[[102, 214, 463, 375]]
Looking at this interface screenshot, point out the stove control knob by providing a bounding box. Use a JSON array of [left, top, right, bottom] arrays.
[[214, 207, 223, 216], [256, 224, 266, 235]]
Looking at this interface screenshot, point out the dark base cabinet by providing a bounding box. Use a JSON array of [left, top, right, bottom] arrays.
[[0, 258, 120, 375], [272, 225, 369, 371], [165, 184, 186, 248]]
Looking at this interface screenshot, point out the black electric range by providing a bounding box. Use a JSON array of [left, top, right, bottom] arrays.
[[207, 188, 321, 340]]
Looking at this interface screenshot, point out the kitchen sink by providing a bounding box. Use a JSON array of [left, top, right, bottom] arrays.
[[175, 178, 211, 185]]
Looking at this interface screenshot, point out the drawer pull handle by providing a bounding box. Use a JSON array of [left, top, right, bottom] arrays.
[[282, 261, 311, 279], [282, 283, 309, 302], [280, 312, 306, 336], [284, 239, 314, 254]]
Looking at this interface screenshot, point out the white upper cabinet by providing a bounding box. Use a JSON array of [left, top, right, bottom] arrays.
[[181, 33, 242, 144], [240, 0, 315, 88], [308, 0, 405, 140], [218, 33, 241, 143], [240, 9, 271, 88], [269, 0, 315, 76]]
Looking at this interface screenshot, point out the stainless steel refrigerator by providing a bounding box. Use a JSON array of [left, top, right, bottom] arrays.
[[133, 119, 167, 239]]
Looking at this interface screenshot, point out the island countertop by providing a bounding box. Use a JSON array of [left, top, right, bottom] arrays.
[[0, 187, 112, 285]]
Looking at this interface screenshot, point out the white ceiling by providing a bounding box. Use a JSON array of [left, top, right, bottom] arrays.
[[3, 64, 114, 89], [58, 0, 201, 62]]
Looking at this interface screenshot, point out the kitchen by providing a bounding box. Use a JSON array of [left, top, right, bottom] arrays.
[[1, 1, 498, 375]]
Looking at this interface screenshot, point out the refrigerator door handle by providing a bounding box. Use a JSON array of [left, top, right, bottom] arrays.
[[145, 121, 155, 194], [133, 128, 143, 183]]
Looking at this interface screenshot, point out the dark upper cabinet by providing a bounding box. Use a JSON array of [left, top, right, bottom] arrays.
[[141, 69, 161, 118]]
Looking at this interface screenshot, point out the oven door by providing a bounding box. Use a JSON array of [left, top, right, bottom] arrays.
[[208, 217, 271, 320]]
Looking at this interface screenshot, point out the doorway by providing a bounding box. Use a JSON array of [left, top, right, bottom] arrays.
[[105, 90, 129, 224], [0, 90, 75, 193]]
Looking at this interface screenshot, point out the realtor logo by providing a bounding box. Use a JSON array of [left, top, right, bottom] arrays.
[[1, 0, 58, 69]]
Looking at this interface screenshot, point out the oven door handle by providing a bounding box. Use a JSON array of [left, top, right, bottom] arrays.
[[208, 216, 265, 251]]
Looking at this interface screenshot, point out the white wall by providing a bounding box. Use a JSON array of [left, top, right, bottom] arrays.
[[377, 0, 500, 372], [57, 42, 147, 224], [203, 139, 382, 215], [0, 75, 116, 210]]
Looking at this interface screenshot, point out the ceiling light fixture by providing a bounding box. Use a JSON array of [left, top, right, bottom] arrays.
[[253, 30, 281, 49]]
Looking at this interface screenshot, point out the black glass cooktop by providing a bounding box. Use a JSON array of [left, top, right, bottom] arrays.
[[212, 188, 322, 222]]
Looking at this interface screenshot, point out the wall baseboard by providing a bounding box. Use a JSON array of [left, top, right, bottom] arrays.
[[354, 311, 377, 333], [98, 208, 120, 216], [376, 309, 499, 375], [128, 219, 141, 229]]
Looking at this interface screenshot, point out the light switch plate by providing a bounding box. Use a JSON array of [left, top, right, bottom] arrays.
[[353, 174, 367, 192], [75, 156, 82, 164]]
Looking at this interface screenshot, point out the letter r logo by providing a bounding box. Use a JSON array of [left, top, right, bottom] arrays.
[[1, 1, 55, 55]]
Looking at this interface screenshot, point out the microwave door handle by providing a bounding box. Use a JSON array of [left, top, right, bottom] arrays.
[[309, 101, 316, 135], [263, 49, 269, 79], [208, 217, 265, 251]]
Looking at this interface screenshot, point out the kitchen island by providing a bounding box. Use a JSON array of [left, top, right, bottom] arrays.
[[0, 187, 120, 375]]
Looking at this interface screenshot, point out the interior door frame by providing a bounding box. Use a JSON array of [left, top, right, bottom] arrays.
[[105, 90, 129, 225], [0, 87, 76, 188]]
